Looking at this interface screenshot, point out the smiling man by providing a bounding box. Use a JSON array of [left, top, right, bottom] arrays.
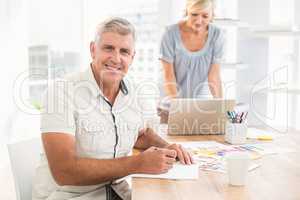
[[32, 17, 193, 200]]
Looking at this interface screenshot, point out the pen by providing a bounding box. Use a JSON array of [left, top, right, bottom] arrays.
[[227, 111, 247, 124], [238, 146, 256, 152], [227, 111, 232, 119], [232, 111, 237, 119], [235, 113, 241, 123], [227, 111, 234, 123], [246, 145, 264, 151], [239, 112, 244, 123], [231, 112, 236, 122], [243, 112, 248, 122]]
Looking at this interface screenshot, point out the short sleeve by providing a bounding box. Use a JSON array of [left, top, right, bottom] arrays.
[[40, 81, 75, 135], [159, 27, 175, 64], [211, 29, 226, 64]]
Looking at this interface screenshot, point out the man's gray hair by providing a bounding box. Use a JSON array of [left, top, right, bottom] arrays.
[[94, 17, 136, 43]]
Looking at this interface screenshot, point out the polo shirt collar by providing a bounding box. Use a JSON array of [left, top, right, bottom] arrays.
[[84, 64, 128, 98]]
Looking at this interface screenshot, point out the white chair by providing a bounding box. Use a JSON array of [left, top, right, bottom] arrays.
[[7, 138, 43, 200]]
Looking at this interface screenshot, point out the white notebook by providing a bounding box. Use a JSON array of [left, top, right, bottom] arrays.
[[131, 163, 199, 180]]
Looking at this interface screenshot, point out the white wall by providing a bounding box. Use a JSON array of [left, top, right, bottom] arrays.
[[236, 0, 272, 128], [0, 0, 29, 141], [0, 0, 30, 199], [157, 0, 185, 29], [291, 0, 300, 130]]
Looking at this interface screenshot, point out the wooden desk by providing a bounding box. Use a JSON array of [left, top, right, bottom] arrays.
[[132, 130, 300, 200]]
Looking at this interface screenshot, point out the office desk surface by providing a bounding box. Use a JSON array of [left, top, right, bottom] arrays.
[[132, 130, 300, 200]]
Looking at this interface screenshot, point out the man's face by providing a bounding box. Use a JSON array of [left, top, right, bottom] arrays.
[[90, 32, 135, 85]]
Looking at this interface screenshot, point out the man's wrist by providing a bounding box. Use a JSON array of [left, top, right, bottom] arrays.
[[159, 141, 170, 148], [126, 155, 141, 174]]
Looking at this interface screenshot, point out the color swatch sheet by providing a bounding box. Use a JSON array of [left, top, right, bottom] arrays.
[[180, 141, 261, 173]]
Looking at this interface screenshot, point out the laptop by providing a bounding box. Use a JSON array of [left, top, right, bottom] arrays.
[[167, 99, 235, 135]]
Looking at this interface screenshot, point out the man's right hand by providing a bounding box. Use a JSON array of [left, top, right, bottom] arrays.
[[134, 146, 177, 174]]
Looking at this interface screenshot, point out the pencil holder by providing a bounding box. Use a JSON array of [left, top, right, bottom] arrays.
[[225, 122, 247, 144]]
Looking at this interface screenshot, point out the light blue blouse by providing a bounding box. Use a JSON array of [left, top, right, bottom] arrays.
[[159, 23, 225, 98]]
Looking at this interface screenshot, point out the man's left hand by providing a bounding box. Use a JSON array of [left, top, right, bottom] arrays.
[[165, 143, 194, 165]]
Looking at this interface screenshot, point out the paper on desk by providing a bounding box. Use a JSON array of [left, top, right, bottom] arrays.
[[238, 143, 295, 155], [247, 128, 282, 140], [180, 141, 235, 159], [179, 141, 230, 150], [195, 155, 261, 173], [179, 141, 262, 172], [131, 163, 199, 180]]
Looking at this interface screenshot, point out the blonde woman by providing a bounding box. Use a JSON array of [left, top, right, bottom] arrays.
[[159, 0, 224, 102]]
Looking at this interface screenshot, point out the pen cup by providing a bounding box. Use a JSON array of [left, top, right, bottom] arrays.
[[225, 122, 247, 145]]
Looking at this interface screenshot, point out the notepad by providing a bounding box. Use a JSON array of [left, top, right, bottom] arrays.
[[131, 163, 199, 180]]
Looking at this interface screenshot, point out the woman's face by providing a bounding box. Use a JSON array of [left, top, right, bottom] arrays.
[[186, 4, 213, 32]]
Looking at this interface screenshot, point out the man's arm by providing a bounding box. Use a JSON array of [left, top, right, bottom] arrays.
[[134, 127, 169, 150], [42, 132, 176, 186], [134, 128, 193, 165]]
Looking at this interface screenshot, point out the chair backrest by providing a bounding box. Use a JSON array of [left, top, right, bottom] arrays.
[[7, 138, 43, 200]]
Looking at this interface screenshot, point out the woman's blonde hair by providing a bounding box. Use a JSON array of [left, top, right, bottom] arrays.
[[185, 0, 215, 18]]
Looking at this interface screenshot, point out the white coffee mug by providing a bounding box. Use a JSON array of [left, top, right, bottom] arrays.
[[226, 151, 250, 186]]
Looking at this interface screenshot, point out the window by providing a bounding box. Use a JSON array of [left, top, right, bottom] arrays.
[[270, 0, 294, 26], [268, 0, 296, 130], [85, 0, 160, 85], [214, 0, 239, 99], [84, 0, 161, 116], [27, 0, 82, 104]]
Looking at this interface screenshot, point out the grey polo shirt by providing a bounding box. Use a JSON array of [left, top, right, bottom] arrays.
[[159, 23, 225, 99]]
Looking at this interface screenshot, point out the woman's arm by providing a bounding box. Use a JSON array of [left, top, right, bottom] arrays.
[[161, 60, 177, 98], [208, 63, 223, 98]]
